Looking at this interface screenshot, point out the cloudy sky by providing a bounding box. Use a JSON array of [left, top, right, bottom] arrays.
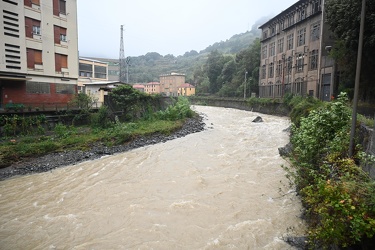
[[77, 0, 297, 58]]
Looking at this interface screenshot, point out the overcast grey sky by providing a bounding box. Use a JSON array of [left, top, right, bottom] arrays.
[[77, 0, 297, 58]]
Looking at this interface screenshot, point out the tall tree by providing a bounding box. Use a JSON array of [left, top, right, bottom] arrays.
[[206, 50, 225, 94], [326, 0, 375, 102]]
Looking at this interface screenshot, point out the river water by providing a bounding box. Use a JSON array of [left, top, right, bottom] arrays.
[[0, 106, 305, 249]]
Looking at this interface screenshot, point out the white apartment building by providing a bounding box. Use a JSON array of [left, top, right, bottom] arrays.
[[0, 0, 78, 109]]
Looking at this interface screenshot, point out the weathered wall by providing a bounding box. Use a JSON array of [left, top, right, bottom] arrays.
[[189, 97, 290, 116]]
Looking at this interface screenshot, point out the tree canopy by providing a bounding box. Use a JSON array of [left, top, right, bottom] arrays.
[[326, 0, 375, 102]]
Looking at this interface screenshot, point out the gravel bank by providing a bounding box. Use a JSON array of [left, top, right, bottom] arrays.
[[0, 115, 206, 181]]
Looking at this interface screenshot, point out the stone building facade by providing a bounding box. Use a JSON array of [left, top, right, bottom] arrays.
[[259, 0, 335, 101]]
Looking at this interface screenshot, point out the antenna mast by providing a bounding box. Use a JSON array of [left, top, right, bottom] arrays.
[[119, 25, 126, 83]]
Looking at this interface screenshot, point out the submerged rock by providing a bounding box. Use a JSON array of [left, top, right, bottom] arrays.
[[252, 116, 263, 123]]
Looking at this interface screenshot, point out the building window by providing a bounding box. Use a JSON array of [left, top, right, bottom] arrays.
[[25, 17, 40, 38], [56, 84, 75, 94], [277, 38, 284, 53], [269, 42, 275, 57], [24, 0, 40, 7], [26, 48, 42, 68], [296, 53, 304, 72], [297, 7, 306, 22], [309, 49, 319, 70], [287, 33, 294, 50], [261, 65, 266, 79], [271, 25, 276, 36], [54, 25, 67, 44], [287, 13, 295, 27], [268, 63, 274, 78], [26, 81, 50, 94], [311, 22, 320, 41], [287, 56, 292, 74], [263, 31, 268, 40], [94, 65, 107, 79], [53, 0, 66, 16], [297, 28, 306, 47], [262, 45, 267, 59], [276, 60, 283, 77], [55, 53, 67, 72], [79, 63, 92, 77], [311, 0, 322, 15], [279, 21, 284, 31]]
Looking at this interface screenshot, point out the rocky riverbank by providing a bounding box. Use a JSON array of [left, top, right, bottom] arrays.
[[0, 115, 206, 181]]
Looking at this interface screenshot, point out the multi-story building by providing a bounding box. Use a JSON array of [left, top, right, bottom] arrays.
[[178, 83, 195, 96], [160, 73, 186, 97], [144, 82, 160, 95], [86, 57, 120, 81], [259, 0, 335, 101], [78, 57, 108, 92], [0, 0, 79, 110]]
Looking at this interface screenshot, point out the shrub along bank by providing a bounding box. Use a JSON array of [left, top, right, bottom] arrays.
[[0, 95, 195, 169], [285, 93, 375, 249]]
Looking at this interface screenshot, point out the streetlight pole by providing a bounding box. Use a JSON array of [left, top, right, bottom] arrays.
[[349, 0, 366, 157], [244, 71, 248, 99]]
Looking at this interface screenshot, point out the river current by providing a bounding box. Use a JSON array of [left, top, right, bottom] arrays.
[[0, 106, 305, 249]]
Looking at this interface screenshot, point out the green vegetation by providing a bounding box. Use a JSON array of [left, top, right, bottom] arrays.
[[0, 94, 195, 168], [284, 93, 375, 248], [326, 0, 375, 103]]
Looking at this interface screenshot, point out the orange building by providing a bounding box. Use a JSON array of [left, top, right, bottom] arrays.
[[178, 83, 195, 96]]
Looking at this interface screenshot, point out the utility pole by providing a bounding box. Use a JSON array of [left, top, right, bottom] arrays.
[[349, 0, 366, 157], [244, 71, 248, 99], [119, 25, 126, 83]]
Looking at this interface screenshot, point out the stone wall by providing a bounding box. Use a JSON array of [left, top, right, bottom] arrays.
[[189, 97, 290, 116]]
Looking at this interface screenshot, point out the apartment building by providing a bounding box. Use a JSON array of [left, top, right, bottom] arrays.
[[144, 82, 160, 95], [178, 83, 195, 96], [259, 0, 335, 101], [160, 73, 186, 97], [0, 0, 78, 109]]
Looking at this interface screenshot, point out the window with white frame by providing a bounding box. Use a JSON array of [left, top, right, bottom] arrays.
[[296, 53, 304, 72], [32, 25, 41, 35]]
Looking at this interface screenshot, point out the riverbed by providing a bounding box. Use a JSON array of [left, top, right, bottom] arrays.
[[0, 106, 305, 249]]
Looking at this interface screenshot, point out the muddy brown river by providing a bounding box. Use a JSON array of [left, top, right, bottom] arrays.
[[0, 106, 305, 249]]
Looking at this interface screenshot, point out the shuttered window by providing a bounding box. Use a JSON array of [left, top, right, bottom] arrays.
[[25, 17, 40, 38], [54, 25, 67, 44], [24, 0, 40, 7], [55, 53, 68, 71], [53, 0, 66, 16], [27, 48, 42, 68]]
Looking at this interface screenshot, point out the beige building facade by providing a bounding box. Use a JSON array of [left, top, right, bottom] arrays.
[[259, 0, 335, 101], [144, 82, 160, 95], [0, 0, 79, 109], [160, 73, 186, 97], [178, 83, 195, 96]]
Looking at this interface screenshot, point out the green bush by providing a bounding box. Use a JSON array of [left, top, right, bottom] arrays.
[[155, 96, 194, 121], [287, 92, 375, 248]]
